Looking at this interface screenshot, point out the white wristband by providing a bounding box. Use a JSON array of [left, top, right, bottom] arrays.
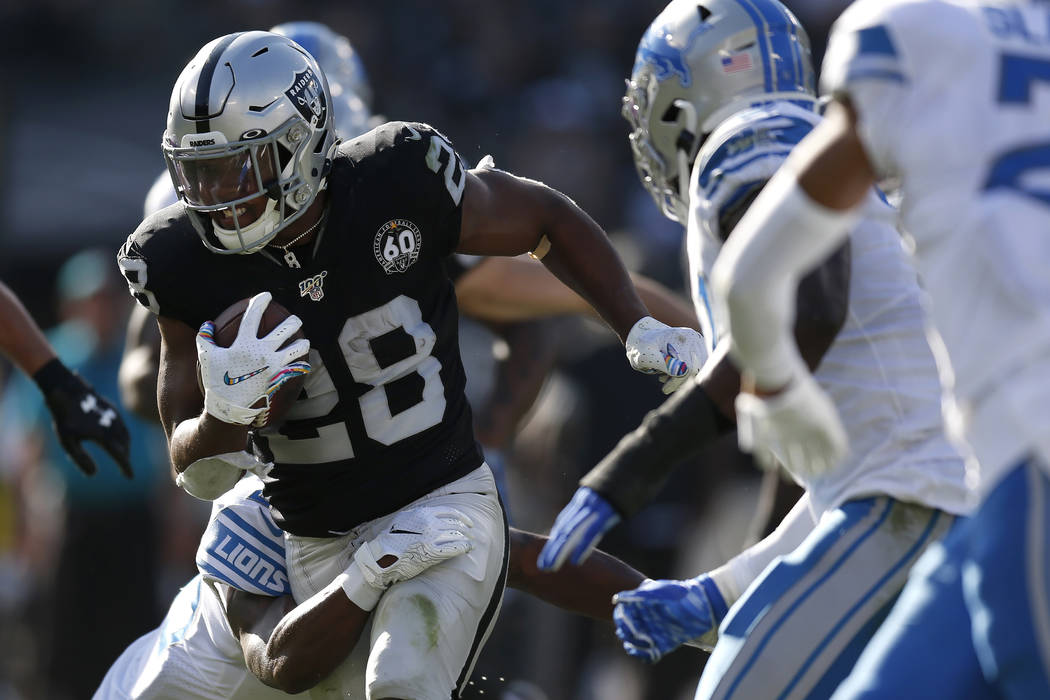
[[204, 388, 266, 427], [334, 564, 383, 612]]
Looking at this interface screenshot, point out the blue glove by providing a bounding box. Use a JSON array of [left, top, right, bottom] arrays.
[[612, 574, 729, 663], [536, 487, 621, 571]]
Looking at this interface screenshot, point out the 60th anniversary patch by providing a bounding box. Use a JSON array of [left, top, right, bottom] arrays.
[[374, 219, 422, 274]]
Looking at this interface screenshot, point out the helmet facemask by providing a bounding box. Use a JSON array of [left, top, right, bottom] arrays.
[[164, 117, 316, 253], [623, 76, 700, 224]]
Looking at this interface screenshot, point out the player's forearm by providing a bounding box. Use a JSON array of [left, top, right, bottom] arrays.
[[537, 192, 649, 342], [169, 413, 249, 473], [630, 274, 701, 331], [249, 588, 368, 694], [508, 529, 646, 620], [0, 281, 57, 376], [580, 361, 736, 517]]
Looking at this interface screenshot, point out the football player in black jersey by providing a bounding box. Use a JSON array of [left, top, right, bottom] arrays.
[[117, 31, 704, 699]]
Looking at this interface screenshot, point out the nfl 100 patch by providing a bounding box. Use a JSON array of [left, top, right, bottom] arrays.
[[373, 219, 422, 274], [299, 270, 328, 301]]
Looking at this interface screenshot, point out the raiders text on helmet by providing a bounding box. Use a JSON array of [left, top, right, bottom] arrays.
[[624, 0, 816, 222], [163, 31, 339, 254]]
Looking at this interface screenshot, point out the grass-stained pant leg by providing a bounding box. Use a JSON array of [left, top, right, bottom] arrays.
[[366, 476, 508, 700], [284, 466, 508, 700], [696, 497, 953, 700]]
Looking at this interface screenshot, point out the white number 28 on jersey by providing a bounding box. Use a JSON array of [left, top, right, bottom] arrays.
[[263, 295, 445, 463]]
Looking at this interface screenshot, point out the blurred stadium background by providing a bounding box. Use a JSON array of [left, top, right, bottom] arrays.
[[0, 2, 850, 699]]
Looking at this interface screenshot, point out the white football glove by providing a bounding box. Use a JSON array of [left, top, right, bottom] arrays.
[[196, 292, 311, 427], [338, 506, 474, 610], [625, 316, 708, 394], [353, 506, 474, 589], [735, 367, 848, 480]]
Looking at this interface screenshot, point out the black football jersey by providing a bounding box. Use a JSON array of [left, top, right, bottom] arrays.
[[119, 122, 484, 536]]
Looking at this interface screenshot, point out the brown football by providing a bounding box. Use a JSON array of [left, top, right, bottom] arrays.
[[197, 296, 308, 428]]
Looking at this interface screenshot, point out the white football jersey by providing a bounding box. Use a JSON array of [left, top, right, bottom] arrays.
[[689, 101, 969, 516], [94, 477, 289, 699], [823, 0, 1050, 491]]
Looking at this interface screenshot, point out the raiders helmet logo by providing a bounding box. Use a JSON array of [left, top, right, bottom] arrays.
[[285, 68, 328, 129]]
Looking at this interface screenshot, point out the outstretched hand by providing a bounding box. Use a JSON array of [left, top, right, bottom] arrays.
[[612, 575, 728, 663], [34, 358, 132, 478], [537, 487, 620, 571]]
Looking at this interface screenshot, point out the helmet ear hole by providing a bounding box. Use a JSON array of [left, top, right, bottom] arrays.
[[661, 104, 682, 124], [276, 141, 294, 169]]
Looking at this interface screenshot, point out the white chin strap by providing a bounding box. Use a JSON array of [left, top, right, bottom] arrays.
[[212, 199, 281, 253]]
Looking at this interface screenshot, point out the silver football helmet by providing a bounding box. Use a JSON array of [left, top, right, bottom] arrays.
[[163, 31, 338, 254], [624, 0, 816, 222], [270, 21, 374, 111]]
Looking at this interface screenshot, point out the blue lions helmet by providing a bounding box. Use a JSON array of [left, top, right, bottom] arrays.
[[624, 0, 816, 222], [270, 21, 375, 139]]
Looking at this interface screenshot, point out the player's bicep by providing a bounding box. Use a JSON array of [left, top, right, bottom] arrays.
[[458, 168, 561, 257], [157, 315, 203, 440]]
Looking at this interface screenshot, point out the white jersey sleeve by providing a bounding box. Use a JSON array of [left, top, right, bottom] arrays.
[[820, 0, 986, 179], [196, 476, 291, 597]]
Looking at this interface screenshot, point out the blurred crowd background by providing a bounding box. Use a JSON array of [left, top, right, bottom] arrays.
[[0, 2, 851, 698]]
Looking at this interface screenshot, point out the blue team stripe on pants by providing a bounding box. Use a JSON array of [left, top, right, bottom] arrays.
[[833, 459, 1050, 699], [967, 459, 1050, 696], [709, 498, 891, 699], [701, 497, 953, 700], [779, 508, 944, 698]]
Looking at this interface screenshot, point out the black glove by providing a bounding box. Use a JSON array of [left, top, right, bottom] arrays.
[[32, 358, 133, 478]]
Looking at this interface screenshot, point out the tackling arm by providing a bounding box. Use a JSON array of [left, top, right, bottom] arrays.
[[508, 528, 647, 621], [225, 585, 370, 695]]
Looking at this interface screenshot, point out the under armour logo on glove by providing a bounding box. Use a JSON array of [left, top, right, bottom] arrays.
[[32, 359, 132, 478], [78, 394, 117, 427]]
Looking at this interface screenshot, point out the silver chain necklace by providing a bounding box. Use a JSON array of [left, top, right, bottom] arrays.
[[268, 212, 326, 269]]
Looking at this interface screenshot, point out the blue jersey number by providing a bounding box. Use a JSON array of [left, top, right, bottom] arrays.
[[984, 54, 1050, 207]]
